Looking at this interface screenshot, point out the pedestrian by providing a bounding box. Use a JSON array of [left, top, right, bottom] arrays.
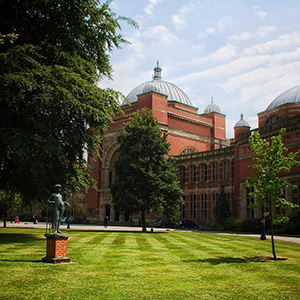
[[104, 215, 109, 228]]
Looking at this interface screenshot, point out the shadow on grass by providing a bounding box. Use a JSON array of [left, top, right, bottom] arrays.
[[183, 256, 288, 265], [68, 229, 169, 234], [0, 233, 44, 244], [0, 259, 43, 263]]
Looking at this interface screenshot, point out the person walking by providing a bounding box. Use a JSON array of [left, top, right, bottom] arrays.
[[104, 215, 109, 228]]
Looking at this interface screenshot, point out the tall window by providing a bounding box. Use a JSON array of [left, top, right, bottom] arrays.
[[189, 165, 196, 183], [190, 194, 196, 218], [211, 193, 218, 219], [211, 162, 219, 181], [246, 188, 254, 218], [179, 166, 185, 184], [292, 180, 300, 208], [200, 164, 207, 182], [200, 194, 207, 219], [109, 170, 113, 187], [182, 203, 186, 219], [223, 160, 230, 180]]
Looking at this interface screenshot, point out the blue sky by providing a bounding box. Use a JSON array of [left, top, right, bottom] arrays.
[[100, 0, 300, 138]]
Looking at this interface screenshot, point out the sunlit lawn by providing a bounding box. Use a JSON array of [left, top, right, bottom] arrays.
[[0, 228, 300, 300]]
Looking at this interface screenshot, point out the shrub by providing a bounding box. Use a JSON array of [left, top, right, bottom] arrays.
[[278, 211, 300, 234], [234, 218, 262, 233], [223, 217, 238, 231]]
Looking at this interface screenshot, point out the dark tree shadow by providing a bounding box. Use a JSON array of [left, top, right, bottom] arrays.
[[69, 229, 168, 234], [0, 233, 44, 244], [183, 256, 287, 265], [0, 259, 43, 263]]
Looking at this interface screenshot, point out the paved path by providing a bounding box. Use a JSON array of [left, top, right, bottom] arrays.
[[4, 222, 300, 245]]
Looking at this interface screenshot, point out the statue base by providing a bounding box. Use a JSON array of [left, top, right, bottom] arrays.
[[42, 233, 71, 264]]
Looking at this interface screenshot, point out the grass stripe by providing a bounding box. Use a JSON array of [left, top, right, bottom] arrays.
[[1, 228, 300, 300]]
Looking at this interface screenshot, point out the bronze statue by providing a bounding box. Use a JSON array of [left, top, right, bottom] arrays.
[[48, 184, 70, 234]]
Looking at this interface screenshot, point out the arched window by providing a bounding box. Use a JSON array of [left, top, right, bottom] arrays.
[[265, 116, 281, 127], [180, 147, 197, 155]]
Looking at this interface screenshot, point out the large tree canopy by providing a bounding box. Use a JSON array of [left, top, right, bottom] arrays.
[[0, 0, 135, 202], [111, 109, 184, 232], [246, 128, 300, 259]]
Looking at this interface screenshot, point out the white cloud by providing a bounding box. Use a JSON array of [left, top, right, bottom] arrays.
[[253, 6, 267, 19], [221, 50, 300, 94], [206, 27, 216, 35], [257, 25, 277, 37], [197, 32, 207, 40], [172, 2, 198, 30], [243, 31, 300, 56], [218, 16, 233, 31], [228, 26, 277, 42], [208, 44, 237, 62], [144, 0, 162, 17], [144, 25, 178, 44]]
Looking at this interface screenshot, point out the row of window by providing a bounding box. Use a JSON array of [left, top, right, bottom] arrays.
[[178, 160, 232, 183], [183, 192, 230, 220], [246, 182, 300, 218]]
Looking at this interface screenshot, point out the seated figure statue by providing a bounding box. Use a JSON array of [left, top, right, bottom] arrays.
[[48, 184, 70, 234]]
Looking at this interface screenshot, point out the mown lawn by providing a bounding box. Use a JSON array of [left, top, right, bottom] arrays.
[[0, 228, 299, 300]]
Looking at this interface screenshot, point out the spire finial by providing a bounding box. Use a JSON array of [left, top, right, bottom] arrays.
[[211, 96, 213, 104], [153, 60, 162, 81], [240, 113, 244, 119]]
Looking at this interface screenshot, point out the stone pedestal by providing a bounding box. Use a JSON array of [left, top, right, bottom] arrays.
[[42, 233, 71, 264]]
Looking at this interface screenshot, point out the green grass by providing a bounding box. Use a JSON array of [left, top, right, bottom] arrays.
[[0, 228, 300, 300]]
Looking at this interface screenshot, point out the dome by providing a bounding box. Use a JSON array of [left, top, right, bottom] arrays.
[[204, 97, 221, 113], [234, 114, 250, 128], [266, 85, 300, 110], [124, 61, 193, 106], [141, 82, 162, 94]]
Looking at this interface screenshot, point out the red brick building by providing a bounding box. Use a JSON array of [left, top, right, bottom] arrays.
[[85, 63, 300, 224]]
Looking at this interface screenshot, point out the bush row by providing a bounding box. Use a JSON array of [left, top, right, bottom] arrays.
[[208, 211, 300, 235]]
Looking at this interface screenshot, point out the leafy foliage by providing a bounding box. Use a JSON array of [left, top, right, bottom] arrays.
[[0, 189, 22, 227], [246, 128, 300, 259], [0, 0, 135, 203], [215, 184, 231, 227], [111, 109, 184, 231]]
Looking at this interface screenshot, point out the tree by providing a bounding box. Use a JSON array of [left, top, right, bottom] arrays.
[[215, 184, 231, 227], [0, 189, 22, 227], [0, 1, 135, 204], [246, 128, 300, 260], [111, 109, 184, 232], [65, 191, 86, 216]]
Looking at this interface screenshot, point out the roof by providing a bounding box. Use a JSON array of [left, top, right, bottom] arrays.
[[266, 84, 300, 110], [204, 97, 221, 113], [124, 62, 193, 106], [234, 114, 250, 128]]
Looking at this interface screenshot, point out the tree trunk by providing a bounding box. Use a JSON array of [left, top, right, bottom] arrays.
[[3, 210, 7, 228], [141, 209, 146, 232], [269, 203, 277, 260]]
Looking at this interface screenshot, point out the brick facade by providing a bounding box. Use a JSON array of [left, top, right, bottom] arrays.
[[84, 73, 300, 225]]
